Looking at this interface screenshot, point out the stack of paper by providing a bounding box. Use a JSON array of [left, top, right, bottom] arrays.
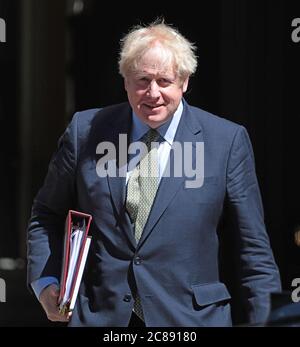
[[58, 210, 92, 314]]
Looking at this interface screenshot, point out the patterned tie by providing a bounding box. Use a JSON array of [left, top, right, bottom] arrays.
[[126, 128, 160, 321]]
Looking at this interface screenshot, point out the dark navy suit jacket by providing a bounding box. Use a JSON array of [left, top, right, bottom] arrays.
[[27, 101, 281, 326]]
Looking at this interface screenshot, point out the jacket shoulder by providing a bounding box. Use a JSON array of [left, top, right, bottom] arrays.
[[188, 105, 248, 146], [67, 102, 129, 141], [73, 102, 129, 129], [189, 105, 242, 133]]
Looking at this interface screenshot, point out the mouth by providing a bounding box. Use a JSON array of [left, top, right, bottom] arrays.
[[143, 103, 164, 110]]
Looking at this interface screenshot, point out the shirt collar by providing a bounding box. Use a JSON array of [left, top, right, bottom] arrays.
[[131, 101, 183, 145]]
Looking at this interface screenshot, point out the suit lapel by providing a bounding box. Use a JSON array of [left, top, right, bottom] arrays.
[[105, 106, 131, 213], [102, 104, 137, 247], [138, 103, 203, 247]]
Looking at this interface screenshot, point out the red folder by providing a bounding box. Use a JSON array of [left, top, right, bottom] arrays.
[[58, 210, 92, 314]]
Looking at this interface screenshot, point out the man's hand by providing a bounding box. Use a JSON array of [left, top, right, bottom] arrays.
[[39, 284, 70, 322]]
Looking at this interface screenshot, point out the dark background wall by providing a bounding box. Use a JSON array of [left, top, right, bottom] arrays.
[[0, 0, 299, 326]]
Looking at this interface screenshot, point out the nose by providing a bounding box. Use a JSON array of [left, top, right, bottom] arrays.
[[147, 80, 160, 98]]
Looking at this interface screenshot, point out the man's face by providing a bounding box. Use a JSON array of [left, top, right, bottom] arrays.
[[124, 45, 189, 128]]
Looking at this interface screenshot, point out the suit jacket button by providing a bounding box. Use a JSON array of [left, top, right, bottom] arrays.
[[134, 256, 142, 265], [123, 294, 132, 302]]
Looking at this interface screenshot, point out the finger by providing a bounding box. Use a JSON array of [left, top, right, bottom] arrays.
[[48, 313, 69, 322], [48, 307, 70, 322], [56, 306, 71, 321]]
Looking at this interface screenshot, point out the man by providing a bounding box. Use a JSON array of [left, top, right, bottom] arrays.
[[27, 20, 281, 327]]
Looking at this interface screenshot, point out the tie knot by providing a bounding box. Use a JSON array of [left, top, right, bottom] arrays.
[[143, 129, 160, 151]]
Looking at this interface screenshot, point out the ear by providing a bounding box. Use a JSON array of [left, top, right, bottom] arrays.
[[182, 77, 189, 93]]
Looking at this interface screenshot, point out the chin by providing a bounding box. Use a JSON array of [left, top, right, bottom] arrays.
[[144, 115, 168, 128], [146, 113, 167, 122]]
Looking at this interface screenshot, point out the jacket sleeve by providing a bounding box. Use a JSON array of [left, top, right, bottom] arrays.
[[226, 125, 282, 324], [27, 113, 79, 287]]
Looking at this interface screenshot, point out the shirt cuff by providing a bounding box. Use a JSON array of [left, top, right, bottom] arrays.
[[31, 277, 59, 301]]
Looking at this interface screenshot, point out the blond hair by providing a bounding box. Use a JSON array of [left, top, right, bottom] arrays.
[[118, 19, 197, 82]]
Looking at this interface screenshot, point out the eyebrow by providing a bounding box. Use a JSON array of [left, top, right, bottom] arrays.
[[134, 72, 176, 80]]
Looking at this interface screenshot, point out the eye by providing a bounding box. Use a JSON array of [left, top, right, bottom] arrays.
[[157, 78, 172, 87], [135, 77, 150, 87], [136, 76, 151, 83]]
